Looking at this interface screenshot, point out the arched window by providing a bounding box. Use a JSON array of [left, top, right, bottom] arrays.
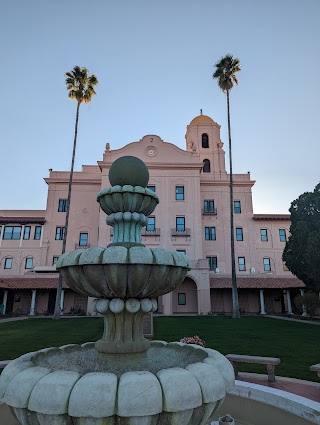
[[202, 133, 209, 148], [203, 159, 211, 173]]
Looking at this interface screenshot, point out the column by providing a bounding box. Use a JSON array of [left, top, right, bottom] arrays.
[[29, 290, 37, 316], [286, 290, 293, 315], [2, 290, 8, 315], [259, 289, 266, 315], [300, 289, 307, 316], [60, 289, 65, 314], [163, 292, 173, 315]]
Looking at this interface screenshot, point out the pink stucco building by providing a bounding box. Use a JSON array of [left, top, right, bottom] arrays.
[[0, 114, 304, 316]]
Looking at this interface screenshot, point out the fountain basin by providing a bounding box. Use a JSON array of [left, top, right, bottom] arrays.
[[57, 246, 190, 298], [0, 341, 234, 425]]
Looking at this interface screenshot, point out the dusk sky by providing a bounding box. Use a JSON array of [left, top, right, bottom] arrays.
[[1, 0, 319, 213]]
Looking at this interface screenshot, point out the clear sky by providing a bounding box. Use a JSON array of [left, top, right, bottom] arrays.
[[1, 0, 319, 213]]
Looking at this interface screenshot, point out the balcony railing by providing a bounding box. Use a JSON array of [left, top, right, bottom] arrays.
[[171, 228, 191, 237], [75, 243, 90, 249], [202, 208, 217, 215], [142, 228, 161, 236]]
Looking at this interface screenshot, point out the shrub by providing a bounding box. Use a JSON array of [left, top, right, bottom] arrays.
[[294, 292, 320, 318]]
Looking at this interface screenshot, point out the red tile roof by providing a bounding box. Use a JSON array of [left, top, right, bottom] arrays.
[[210, 276, 305, 289], [0, 217, 45, 225], [0, 277, 68, 290], [253, 214, 290, 221]]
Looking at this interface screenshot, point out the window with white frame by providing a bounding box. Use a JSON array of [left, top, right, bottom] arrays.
[[204, 199, 215, 213], [263, 258, 271, 272], [147, 185, 156, 192], [53, 256, 59, 266]]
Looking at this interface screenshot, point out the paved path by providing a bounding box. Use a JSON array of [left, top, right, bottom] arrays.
[[237, 372, 320, 402], [264, 315, 320, 325]]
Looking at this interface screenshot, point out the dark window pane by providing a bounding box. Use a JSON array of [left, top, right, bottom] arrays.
[[147, 217, 156, 231], [79, 232, 88, 246], [279, 229, 286, 242], [23, 226, 31, 240], [234, 201, 241, 214], [25, 258, 33, 269], [4, 258, 13, 269], [34, 226, 42, 240], [176, 186, 184, 201], [260, 229, 268, 241], [58, 199, 69, 212], [178, 293, 186, 305], [204, 200, 215, 212], [202, 133, 209, 148], [236, 227, 243, 241], [147, 185, 156, 192], [203, 159, 211, 173], [176, 217, 185, 232]]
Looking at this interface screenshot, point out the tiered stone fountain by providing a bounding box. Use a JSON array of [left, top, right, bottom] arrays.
[[0, 156, 234, 425]]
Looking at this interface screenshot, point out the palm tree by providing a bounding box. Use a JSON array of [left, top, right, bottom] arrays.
[[53, 66, 98, 319], [213, 54, 241, 319]]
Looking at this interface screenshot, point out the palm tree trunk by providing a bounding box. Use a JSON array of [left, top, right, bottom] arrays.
[[227, 89, 240, 319], [53, 102, 81, 320]]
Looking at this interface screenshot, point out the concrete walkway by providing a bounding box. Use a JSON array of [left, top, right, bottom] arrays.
[[264, 314, 320, 325], [237, 372, 320, 402]]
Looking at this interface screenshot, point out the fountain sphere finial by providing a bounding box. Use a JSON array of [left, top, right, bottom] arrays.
[[109, 156, 149, 187]]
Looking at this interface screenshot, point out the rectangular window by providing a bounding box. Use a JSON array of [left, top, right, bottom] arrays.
[[204, 200, 215, 213], [260, 229, 268, 241], [238, 257, 246, 271], [34, 226, 42, 240], [279, 229, 286, 242], [176, 217, 185, 232], [23, 226, 31, 240], [236, 227, 243, 241], [58, 199, 69, 212], [175, 186, 184, 201], [207, 256, 218, 271], [4, 258, 13, 269], [177, 249, 186, 254], [178, 293, 186, 305], [205, 226, 216, 241], [146, 216, 156, 232], [263, 258, 271, 272], [79, 232, 88, 246], [234, 200, 241, 214], [53, 256, 59, 265], [25, 258, 33, 269], [3, 226, 22, 240], [147, 185, 156, 192], [55, 226, 65, 240]]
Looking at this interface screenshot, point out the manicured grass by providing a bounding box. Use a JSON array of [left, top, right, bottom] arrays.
[[0, 316, 319, 382]]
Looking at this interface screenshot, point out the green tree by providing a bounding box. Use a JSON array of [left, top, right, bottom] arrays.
[[213, 54, 241, 318], [53, 66, 98, 320], [283, 183, 320, 292]]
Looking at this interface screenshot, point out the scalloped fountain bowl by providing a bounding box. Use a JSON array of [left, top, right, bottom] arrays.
[[0, 342, 234, 425], [57, 246, 190, 299]]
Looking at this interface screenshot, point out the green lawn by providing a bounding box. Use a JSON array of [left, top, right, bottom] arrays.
[[0, 316, 319, 382]]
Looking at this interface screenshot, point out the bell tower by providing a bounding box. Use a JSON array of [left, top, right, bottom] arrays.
[[185, 112, 227, 176]]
